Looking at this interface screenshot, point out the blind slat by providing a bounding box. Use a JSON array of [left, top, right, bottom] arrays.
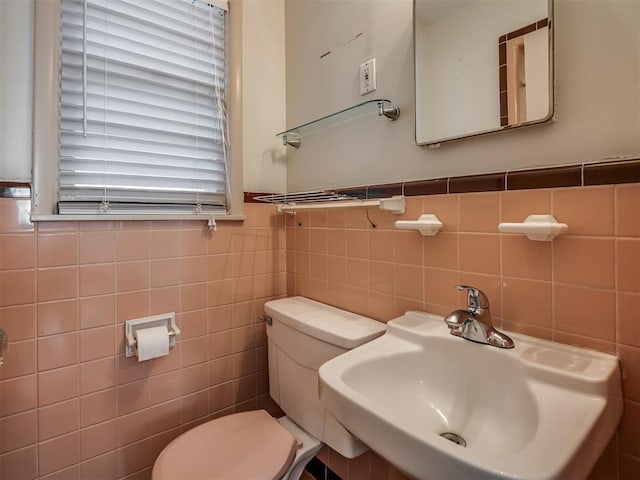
[[61, 56, 224, 96], [60, 105, 222, 138], [63, 0, 226, 44], [59, 0, 228, 213], [60, 128, 222, 154], [61, 13, 226, 58], [59, 119, 224, 146], [61, 96, 223, 127], [62, 37, 223, 84], [61, 65, 223, 101]]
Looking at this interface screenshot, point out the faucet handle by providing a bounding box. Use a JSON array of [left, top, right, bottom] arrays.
[[454, 285, 489, 310]]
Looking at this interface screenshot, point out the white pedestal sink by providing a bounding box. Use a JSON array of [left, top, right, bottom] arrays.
[[318, 311, 622, 480]]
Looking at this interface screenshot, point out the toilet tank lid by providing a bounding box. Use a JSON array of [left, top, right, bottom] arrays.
[[264, 297, 386, 349]]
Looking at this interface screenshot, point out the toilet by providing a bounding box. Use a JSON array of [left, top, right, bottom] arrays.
[[152, 296, 386, 480]]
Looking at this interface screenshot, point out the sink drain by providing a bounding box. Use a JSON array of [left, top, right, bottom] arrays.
[[439, 432, 467, 447]]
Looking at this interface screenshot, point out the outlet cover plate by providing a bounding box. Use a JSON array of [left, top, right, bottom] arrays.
[[360, 58, 376, 95]]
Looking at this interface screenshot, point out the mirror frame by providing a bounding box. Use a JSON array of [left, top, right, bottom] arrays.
[[413, 0, 555, 146]]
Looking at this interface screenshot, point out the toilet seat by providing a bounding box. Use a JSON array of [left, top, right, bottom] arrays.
[[152, 410, 298, 480]]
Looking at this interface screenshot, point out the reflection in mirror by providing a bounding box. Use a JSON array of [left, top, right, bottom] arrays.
[[499, 19, 550, 127], [414, 0, 553, 145]]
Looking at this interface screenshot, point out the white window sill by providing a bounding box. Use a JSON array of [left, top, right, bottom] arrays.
[[31, 213, 246, 223]]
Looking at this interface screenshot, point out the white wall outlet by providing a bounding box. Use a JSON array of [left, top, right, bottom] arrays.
[[359, 58, 376, 95]]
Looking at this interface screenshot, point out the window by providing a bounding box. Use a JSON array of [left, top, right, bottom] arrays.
[[33, 0, 243, 221]]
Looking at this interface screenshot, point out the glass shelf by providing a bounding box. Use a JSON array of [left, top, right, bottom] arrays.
[[276, 98, 399, 148]]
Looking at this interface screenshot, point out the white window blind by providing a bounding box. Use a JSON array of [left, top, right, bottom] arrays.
[[58, 0, 229, 215]]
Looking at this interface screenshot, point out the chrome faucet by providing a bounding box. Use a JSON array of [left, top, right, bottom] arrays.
[[444, 285, 514, 349]]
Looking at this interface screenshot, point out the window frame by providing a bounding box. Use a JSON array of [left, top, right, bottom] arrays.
[[32, 0, 244, 222]]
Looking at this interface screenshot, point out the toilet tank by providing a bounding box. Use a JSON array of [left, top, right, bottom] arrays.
[[264, 296, 385, 458]]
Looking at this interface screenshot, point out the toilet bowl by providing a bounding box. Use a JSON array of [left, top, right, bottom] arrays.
[[152, 409, 315, 480], [151, 296, 385, 480]]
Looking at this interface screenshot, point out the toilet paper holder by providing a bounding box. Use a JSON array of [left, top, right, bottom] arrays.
[[125, 313, 181, 358]]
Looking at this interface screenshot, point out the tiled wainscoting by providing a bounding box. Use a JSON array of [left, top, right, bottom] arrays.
[[2, 180, 640, 480], [287, 184, 640, 480], [0, 201, 285, 479]]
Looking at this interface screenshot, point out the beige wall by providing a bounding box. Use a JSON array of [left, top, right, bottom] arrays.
[[284, 0, 640, 192], [242, 0, 288, 193], [8, 0, 638, 196], [0, 0, 34, 182]]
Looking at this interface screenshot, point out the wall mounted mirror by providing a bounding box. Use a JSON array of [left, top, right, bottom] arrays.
[[414, 0, 554, 146]]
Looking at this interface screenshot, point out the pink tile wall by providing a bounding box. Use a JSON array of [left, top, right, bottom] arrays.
[[288, 184, 640, 480], [2, 184, 639, 480], [0, 200, 285, 480]]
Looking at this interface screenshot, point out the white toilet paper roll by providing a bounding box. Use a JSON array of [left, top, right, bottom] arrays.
[[135, 325, 170, 362]]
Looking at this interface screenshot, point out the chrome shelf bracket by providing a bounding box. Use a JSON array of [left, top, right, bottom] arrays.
[[378, 101, 400, 120], [282, 132, 301, 148]]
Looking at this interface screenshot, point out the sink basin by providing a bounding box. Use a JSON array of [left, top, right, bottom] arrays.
[[318, 311, 622, 480]]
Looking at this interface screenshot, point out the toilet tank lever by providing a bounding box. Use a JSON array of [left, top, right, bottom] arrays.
[[260, 315, 273, 326]]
